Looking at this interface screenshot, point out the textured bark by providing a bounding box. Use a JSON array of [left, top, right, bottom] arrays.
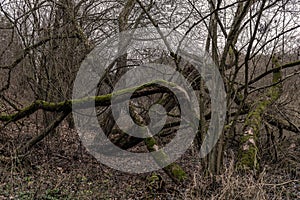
[[98, 0, 136, 137], [0, 80, 175, 123], [129, 102, 186, 184], [237, 56, 283, 170]]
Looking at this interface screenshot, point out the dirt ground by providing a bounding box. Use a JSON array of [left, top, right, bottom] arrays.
[[0, 116, 299, 200]]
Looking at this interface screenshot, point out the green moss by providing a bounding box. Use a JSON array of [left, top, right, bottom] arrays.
[[172, 166, 186, 180], [246, 101, 266, 129], [270, 56, 282, 100], [144, 137, 156, 151], [166, 164, 186, 181], [238, 56, 282, 171], [228, 46, 234, 57], [144, 136, 186, 182], [239, 135, 254, 144], [0, 79, 179, 122], [237, 145, 259, 170], [0, 114, 12, 121], [224, 121, 233, 131], [148, 173, 160, 184]]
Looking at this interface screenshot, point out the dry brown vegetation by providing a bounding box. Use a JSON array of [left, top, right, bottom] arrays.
[[0, 116, 299, 199], [1, 0, 300, 199]]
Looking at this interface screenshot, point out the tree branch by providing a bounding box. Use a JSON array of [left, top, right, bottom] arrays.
[[237, 59, 300, 92], [0, 80, 175, 123], [17, 111, 70, 154]]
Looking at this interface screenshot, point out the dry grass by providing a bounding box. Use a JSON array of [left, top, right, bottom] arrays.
[[0, 117, 299, 199]]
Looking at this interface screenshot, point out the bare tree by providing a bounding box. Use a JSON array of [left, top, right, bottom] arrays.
[[0, 0, 299, 182]]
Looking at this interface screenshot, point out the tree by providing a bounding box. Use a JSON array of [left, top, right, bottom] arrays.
[[0, 0, 299, 182]]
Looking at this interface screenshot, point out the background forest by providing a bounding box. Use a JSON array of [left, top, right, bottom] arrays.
[[0, 0, 299, 199]]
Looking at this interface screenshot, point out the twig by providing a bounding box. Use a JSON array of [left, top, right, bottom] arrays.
[[17, 111, 70, 154], [262, 180, 299, 186]]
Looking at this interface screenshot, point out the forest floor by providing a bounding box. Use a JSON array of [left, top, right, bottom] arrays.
[[0, 117, 299, 199]]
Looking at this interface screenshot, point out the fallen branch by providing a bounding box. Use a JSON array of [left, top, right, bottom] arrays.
[[262, 179, 299, 186], [264, 113, 300, 133], [17, 111, 70, 155], [238, 59, 300, 92], [0, 80, 174, 123], [129, 102, 187, 184]]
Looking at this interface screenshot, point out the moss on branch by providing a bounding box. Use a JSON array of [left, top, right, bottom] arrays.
[[0, 80, 174, 123], [129, 95, 187, 184], [237, 56, 283, 170]]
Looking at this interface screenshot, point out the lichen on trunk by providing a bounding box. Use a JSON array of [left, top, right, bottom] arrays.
[[129, 102, 187, 183], [237, 56, 282, 170]]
